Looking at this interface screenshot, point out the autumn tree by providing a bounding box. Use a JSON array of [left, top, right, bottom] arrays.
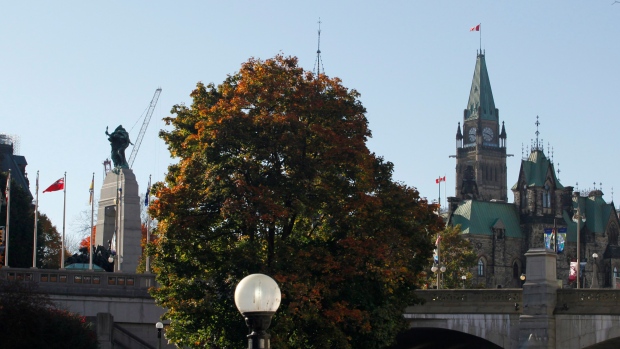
[[149, 55, 444, 349], [423, 225, 477, 289]]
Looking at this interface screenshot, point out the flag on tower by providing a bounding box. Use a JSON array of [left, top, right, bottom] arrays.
[[435, 176, 446, 184], [470, 24, 481, 32], [43, 178, 65, 193]]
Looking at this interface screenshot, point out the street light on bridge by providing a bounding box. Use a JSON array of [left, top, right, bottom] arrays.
[[431, 265, 446, 289], [155, 321, 163, 349], [572, 203, 586, 289]]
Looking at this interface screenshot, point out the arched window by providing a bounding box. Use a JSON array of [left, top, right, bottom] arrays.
[[521, 185, 528, 209], [513, 261, 520, 279], [478, 258, 485, 276]]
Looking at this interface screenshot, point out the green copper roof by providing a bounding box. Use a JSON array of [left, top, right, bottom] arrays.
[[563, 192, 614, 242], [511, 150, 564, 190], [464, 52, 497, 122], [451, 200, 522, 238]]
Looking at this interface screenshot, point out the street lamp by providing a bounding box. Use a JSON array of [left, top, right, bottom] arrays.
[[156, 322, 163, 349], [461, 275, 466, 289], [431, 265, 446, 289], [572, 203, 586, 289], [235, 274, 281, 349], [520, 273, 526, 287], [592, 253, 599, 288]]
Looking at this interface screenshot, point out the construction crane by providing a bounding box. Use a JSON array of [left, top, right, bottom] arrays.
[[128, 88, 162, 168]]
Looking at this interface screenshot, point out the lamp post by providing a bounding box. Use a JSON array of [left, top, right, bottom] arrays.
[[156, 322, 163, 349], [572, 204, 586, 289], [520, 273, 526, 287], [592, 253, 599, 288], [431, 265, 446, 289], [235, 274, 281, 349], [461, 275, 466, 289]]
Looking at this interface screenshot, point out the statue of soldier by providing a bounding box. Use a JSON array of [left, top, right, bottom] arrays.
[[105, 125, 133, 169]]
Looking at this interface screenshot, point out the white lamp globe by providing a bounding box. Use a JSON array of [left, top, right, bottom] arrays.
[[235, 274, 281, 314]]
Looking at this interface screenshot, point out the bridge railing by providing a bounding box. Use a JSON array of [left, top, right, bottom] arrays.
[[407, 289, 523, 314], [556, 288, 620, 315], [0, 267, 157, 298]]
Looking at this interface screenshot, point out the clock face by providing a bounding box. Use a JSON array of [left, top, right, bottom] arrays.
[[468, 127, 477, 142], [483, 127, 494, 142]]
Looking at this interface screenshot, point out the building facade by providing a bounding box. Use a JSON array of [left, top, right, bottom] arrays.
[[447, 52, 620, 289]]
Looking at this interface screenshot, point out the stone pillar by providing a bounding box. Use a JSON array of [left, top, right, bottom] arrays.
[[95, 169, 142, 273], [518, 248, 558, 349], [97, 312, 114, 349]]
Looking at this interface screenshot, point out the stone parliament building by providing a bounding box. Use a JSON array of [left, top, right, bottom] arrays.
[[446, 51, 620, 289]]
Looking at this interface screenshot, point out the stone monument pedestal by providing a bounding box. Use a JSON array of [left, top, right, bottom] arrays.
[[95, 169, 142, 273], [518, 248, 558, 349]]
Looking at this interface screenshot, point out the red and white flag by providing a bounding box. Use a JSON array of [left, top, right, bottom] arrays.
[[435, 235, 441, 246], [470, 24, 481, 32], [43, 178, 65, 193], [435, 176, 446, 184], [569, 261, 577, 282]]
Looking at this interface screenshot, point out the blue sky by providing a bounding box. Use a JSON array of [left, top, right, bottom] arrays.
[[2, 1, 620, 249]]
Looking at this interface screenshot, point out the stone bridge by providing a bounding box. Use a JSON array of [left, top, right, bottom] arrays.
[[0, 267, 172, 349], [400, 249, 620, 349], [4, 248, 620, 349]]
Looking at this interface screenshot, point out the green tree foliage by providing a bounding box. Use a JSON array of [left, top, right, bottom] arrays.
[[149, 55, 444, 348], [422, 225, 477, 289], [1, 173, 63, 268], [0, 280, 98, 348]]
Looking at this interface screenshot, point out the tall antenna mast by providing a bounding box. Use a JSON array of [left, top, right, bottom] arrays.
[[314, 18, 324, 76]]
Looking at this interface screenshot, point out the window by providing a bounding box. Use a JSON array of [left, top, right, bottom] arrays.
[[542, 184, 551, 208], [609, 224, 619, 245], [513, 262, 520, 279], [478, 258, 485, 276], [521, 185, 528, 209]]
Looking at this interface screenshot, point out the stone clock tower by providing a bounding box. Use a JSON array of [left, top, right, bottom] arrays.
[[455, 51, 508, 201]]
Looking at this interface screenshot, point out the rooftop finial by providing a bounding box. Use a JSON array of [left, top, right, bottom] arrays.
[[535, 116, 541, 150], [557, 163, 561, 181], [314, 18, 324, 76]]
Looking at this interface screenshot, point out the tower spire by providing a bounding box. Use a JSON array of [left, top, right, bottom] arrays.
[[314, 18, 324, 76]]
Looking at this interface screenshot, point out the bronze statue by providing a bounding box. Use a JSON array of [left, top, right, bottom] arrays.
[[105, 125, 133, 169]]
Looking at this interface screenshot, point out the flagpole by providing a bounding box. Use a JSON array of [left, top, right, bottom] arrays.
[[114, 171, 120, 272], [4, 169, 11, 267], [32, 171, 39, 268], [146, 174, 151, 273], [89, 172, 94, 270], [438, 176, 440, 208], [119, 170, 124, 272], [61, 172, 66, 269], [479, 23, 482, 52]]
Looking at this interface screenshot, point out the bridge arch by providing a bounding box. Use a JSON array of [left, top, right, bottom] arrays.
[[556, 315, 620, 349], [390, 327, 502, 349], [404, 313, 518, 348]]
